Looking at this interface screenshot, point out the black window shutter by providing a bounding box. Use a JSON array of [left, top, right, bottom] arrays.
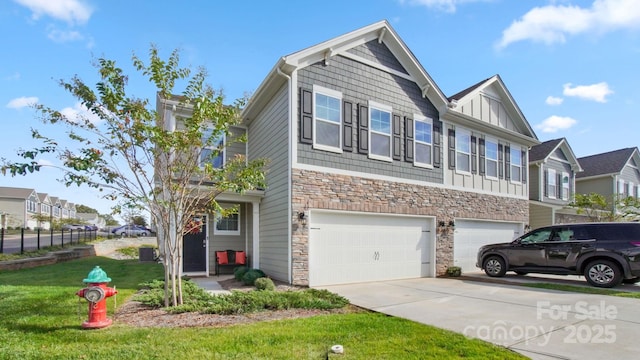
[[433, 123, 441, 168], [557, 173, 562, 198], [300, 88, 313, 144], [543, 169, 548, 197], [479, 138, 485, 175], [358, 104, 369, 154], [471, 136, 477, 174], [448, 128, 456, 169], [498, 144, 504, 179], [343, 101, 353, 152], [522, 149, 527, 184], [392, 114, 401, 160], [404, 117, 414, 162], [505, 145, 511, 180]]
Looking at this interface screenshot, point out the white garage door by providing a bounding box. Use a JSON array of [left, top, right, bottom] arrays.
[[454, 220, 522, 273], [309, 211, 433, 287]]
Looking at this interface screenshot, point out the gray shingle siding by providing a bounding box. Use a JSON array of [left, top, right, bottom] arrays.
[[346, 41, 407, 74], [297, 40, 442, 183]]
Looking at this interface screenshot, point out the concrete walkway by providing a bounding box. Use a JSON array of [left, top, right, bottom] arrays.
[[322, 278, 640, 360], [190, 276, 233, 295]]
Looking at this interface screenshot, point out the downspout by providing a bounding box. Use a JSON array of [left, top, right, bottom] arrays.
[[276, 66, 294, 285]]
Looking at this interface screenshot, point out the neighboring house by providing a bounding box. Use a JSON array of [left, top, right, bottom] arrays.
[[575, 147, 640, 215], [77, 213, 106, 229], [0, 187, 40, 229], [37, 192, 53, 230], [161, 20, 539, 284], [527, 138, 583, 228], [49, 196, 63, 220]]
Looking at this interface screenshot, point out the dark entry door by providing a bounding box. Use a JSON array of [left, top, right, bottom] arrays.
[[183, 215, 207, 273]]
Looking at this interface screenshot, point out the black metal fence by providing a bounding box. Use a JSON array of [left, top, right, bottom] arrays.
[[0, 228, 97, 255]]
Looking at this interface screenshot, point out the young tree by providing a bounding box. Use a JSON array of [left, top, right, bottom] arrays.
[[1, 47, 267, 306], [570, 193, 640, 222]]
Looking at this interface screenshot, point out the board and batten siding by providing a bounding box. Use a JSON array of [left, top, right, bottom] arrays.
[[247, 84, 291, 282]]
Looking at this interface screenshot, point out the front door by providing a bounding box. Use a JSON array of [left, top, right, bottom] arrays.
[[507, 227, 552, 268], [183, 215, 207, 273]]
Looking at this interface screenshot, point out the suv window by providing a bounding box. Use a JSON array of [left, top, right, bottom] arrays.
[[520, 228, 552, 244]]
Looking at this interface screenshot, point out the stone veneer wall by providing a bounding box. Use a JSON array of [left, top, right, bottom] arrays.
[[291, 169, 528, 285]]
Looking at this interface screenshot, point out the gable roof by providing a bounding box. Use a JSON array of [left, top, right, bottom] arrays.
[[243, 20, 450, 121], [576, 147, 639, 179], [445, 75, 538, 143], [529, 138, 583, 172], [0, 186, 37, 200]]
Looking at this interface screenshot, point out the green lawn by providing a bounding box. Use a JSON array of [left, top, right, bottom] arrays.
[[0, 257, 526, 359]]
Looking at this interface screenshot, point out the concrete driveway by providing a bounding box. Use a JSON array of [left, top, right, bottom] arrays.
[[322, 278, 640, 360]]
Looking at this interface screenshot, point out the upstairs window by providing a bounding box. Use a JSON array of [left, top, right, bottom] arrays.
[[313, 85, 342, 152], [26, 200, 36, 213], [456, 129, 471, 173], [414, 116, 433, 167], [510, 147, 522, 182], [562, 172, 570, 200], [485, 138, 498, 178], [201, 128, 225, 169], [547, 169, 557, 199], [618, 179, 625, 196], [368, 101, 392, 161]]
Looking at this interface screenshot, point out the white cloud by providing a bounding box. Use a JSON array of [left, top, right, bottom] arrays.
[[14, 0, 93, 25], [496, 0, 640, 49], [36, 158, 54, 167], [563, 82, 613, 103], [536, 115, 578, 133], [46, 26, 83, 43], [403, 0, 490, 13], [60, 102, 102, 125], [6, 96, 38, 109], [6, 72, 21, 81], [545, 96, 564, 105]]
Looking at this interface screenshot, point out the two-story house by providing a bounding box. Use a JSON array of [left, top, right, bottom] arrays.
[[527, 138, 583, 228], [0, 187, 40, 229], [161, 21, 539, 284], [576, 147, 640, 215], [222, 20, 537, 285]]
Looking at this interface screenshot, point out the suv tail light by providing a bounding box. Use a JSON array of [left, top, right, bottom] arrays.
[[630, 242, 640, 247]]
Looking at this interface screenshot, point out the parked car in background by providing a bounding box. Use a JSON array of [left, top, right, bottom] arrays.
[[84, 225, 98, 231], [111, 225, 149, 237], [477, 222, 640, 288], [62, 224, 86, 231]]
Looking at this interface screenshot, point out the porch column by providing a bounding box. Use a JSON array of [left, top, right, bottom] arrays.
[[252, 201, 260, 269]]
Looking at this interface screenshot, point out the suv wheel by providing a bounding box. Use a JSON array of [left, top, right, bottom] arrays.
[[584, 260, 622, 288], [483, 256, 506, 277]]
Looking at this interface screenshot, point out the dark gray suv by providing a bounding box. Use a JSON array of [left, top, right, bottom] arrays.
[[476, 222, 640, 288]]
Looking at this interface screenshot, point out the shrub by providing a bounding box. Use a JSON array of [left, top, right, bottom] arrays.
[[234, 266, 249, 281], [242, 269, 266, 285], [254, 277, 275, 291], [446, 266, 462, 277]]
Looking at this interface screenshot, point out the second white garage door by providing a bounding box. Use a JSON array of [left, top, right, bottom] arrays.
[[308, 211, 434, 287], [454, 220, 523, 273]]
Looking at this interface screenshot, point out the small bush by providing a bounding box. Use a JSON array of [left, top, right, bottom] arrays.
[[242, 269, 266, 285], [254, 277, 275, 291], [234, 266, 249, 281], [446, 266, 462, 277]]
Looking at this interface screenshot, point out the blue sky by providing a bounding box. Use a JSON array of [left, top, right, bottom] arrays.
[[1, 0, 639, 216]]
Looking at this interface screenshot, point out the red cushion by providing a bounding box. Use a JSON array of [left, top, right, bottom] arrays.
[[216, 251, 228, 265], [235, 251, 246, 265]]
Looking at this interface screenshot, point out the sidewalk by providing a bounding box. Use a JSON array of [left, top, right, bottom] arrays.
[[190, 275, 234, 295]]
